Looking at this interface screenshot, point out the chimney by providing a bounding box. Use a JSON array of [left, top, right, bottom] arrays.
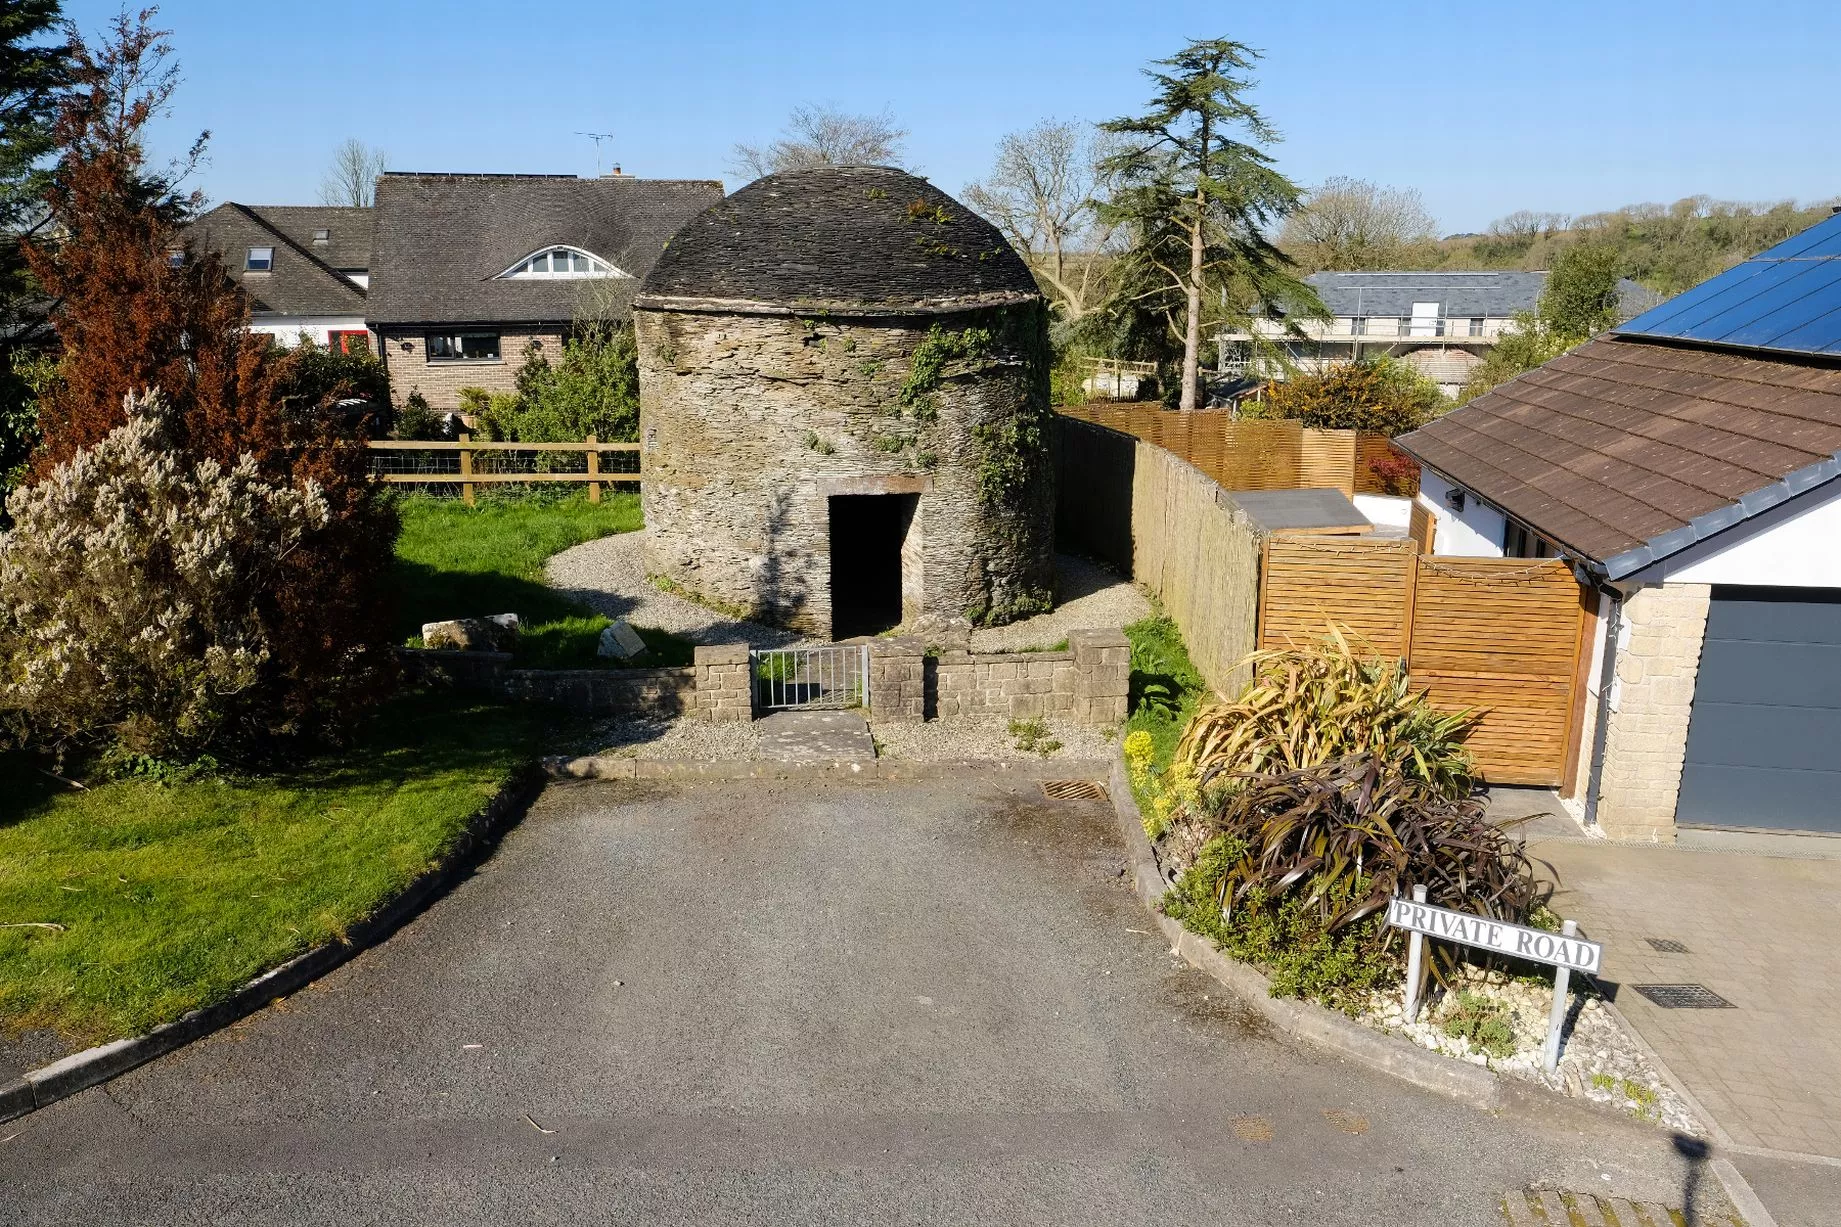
[[606, 164, 624, 178]]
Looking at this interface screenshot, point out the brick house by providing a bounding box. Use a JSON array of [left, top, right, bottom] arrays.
[[187, 203, 371, 349], [1396, 211, 1841, 845], [366, 172, 722, 411]]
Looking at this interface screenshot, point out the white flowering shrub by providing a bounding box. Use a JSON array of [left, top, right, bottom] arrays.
[[0, 391, 335, 758]]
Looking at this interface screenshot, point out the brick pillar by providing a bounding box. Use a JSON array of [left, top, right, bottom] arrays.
[[1069, 628, 1130, 726], [867, 636, 926, 722], [693, 643, 753, 723], [1595, 583, 1710, 843]]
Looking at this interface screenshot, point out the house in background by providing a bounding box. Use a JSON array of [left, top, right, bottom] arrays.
[[365, 172, 722, 411], [1396, 210, 1841, 846], [187, 203, 371, 350], [1217, 270, 1659, 397]]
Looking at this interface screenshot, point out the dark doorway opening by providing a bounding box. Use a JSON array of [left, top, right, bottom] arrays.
[[829, 494, 915, 639]]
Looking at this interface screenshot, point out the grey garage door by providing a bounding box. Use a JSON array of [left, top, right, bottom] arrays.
[[1677, 586, 1841, 833]]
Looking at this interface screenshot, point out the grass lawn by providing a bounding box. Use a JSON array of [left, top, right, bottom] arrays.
[[1122, 611, 1209, 797], [392, 492, 690, 668], [0, 693, 567, 1047]]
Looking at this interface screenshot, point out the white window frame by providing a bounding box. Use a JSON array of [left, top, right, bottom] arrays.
[[246, 246, 274, 272], [494, 245, 629, 280]]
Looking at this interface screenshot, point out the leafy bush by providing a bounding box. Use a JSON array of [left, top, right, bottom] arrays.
[[391, 390, 448, 441], [1175, 629, 1476, 803], [1120, 613, 1209, 837], [1243, 356, 1446, 436], [278, 335, 389, 421], [1184, 753, 1549, 959], [0, 392, 389, 761], [1164, 834, 1397, 1013], [475, 325, 640, 443]]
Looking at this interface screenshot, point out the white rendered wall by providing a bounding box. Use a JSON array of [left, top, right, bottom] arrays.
[[1633, 476, 1841, 588], [1416, 472, 1506, 558], [1353, 494, 1412, 530], [249, 316, 368, 347]]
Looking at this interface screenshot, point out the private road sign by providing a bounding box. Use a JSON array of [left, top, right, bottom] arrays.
[[1385, 897, 1602, 974]]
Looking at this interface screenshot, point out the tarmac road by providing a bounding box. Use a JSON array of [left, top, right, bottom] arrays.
[[2, 775, 1720, 1225]]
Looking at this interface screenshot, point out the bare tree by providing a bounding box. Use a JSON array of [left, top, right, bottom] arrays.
[[962, 119, 1121, 323], [1279, 176, 1438, 271], [318, 138, 386, 207], [1486, 208, 1571, 242], [730, 104, 906, 180]]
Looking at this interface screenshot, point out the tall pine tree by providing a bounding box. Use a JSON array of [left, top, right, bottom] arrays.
[[1100, 39, 1318, 410]]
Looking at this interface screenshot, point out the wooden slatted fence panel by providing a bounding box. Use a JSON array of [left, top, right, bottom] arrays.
[[1407, 557, 1588, 786], [1297, 429, 1357, 496], [1258, 541, 1590, 787], [1058, 406, 1414, 496], [1258, 535, 1414, 659]]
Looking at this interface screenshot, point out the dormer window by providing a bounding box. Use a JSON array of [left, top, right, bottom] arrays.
[[246, 246, 273, 272], [497, 246, 626, 280]]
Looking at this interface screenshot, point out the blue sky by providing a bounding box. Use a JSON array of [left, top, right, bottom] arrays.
[[62, 0, 1841, 234]]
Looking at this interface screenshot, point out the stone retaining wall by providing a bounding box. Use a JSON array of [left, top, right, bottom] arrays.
[[866, 629, 1127, 725], [405, 629, 1128, 728], [402, 650, 695, 717]]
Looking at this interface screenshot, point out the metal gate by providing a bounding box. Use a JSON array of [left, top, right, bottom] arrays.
[[750, 645, 871, 712]]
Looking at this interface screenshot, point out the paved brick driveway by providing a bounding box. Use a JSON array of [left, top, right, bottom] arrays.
[[1534, 835, 1841, 1165]]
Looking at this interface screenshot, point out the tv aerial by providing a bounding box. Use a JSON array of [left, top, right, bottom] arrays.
[[577, 131, 617, 177]]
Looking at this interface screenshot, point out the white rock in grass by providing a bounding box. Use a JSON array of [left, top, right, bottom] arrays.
[[598, 618, 650, 660], [423, 613, 519, 652]]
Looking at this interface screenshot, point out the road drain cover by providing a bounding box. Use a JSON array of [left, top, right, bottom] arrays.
[[1633, 984, 1734, 1009], [1644, 938, 1690, 953], [1041, 780, 1107, 801]]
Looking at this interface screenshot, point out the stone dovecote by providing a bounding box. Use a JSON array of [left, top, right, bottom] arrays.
[[634, 166, 1055, 639]]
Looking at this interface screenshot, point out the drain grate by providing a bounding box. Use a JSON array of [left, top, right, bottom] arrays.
[[1041, 779, 1108, 801], [1633, 984, 1735, 1010], [1644, 937, 1691, 953]]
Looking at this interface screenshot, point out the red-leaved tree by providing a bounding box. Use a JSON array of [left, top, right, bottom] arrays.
[[19, 9, 399, 756]]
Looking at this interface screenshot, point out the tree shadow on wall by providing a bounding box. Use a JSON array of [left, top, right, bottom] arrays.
[[752, 487, 811, 635]]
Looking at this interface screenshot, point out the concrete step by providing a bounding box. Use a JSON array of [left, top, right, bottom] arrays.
[[755, 710, 876, 764]]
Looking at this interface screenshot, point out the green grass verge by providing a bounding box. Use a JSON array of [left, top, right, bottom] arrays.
[[0, 693, 565, 1046], [392, 493, 691, 668], [1122, 611, 1208, 803]]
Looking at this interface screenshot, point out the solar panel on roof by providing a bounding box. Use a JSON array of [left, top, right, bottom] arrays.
[[1615, 211, 1841, 356]]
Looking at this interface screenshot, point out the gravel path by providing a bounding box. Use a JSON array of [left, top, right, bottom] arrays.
[[546, 530, 809, 648], [969, 554, 1150, 651], [546, 530, 1147, 650]]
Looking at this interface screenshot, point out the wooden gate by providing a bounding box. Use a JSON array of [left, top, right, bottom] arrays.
[[1256, 536, 1594, 787]]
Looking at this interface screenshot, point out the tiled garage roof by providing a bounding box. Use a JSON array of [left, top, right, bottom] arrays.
[[1395, 336, 1841, 577]]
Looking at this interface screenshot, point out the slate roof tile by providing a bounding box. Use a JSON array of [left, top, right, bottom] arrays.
[[187, 203, 368, 319], [368, 174, 722, 327], [636, 165, 1039, 313]]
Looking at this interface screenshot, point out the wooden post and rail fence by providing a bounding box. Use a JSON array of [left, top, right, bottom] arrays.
[[367, 434, 641, 506]]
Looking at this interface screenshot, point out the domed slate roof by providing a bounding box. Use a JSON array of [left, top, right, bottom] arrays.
[[636, 166, 1040, 315]]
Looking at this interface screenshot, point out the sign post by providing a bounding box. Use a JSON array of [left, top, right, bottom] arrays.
[[1402, 885, 1428, 1022], [1385, 896, 1600, 1073]]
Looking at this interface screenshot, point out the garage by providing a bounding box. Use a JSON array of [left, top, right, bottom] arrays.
[[1676, 586, 1841, 834]]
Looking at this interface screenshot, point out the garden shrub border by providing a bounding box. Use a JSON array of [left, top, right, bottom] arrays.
[[0, 764, 545, 1125]]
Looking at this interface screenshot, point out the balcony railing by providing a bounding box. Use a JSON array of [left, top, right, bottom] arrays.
[[1218, 316, 1508, 344]]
